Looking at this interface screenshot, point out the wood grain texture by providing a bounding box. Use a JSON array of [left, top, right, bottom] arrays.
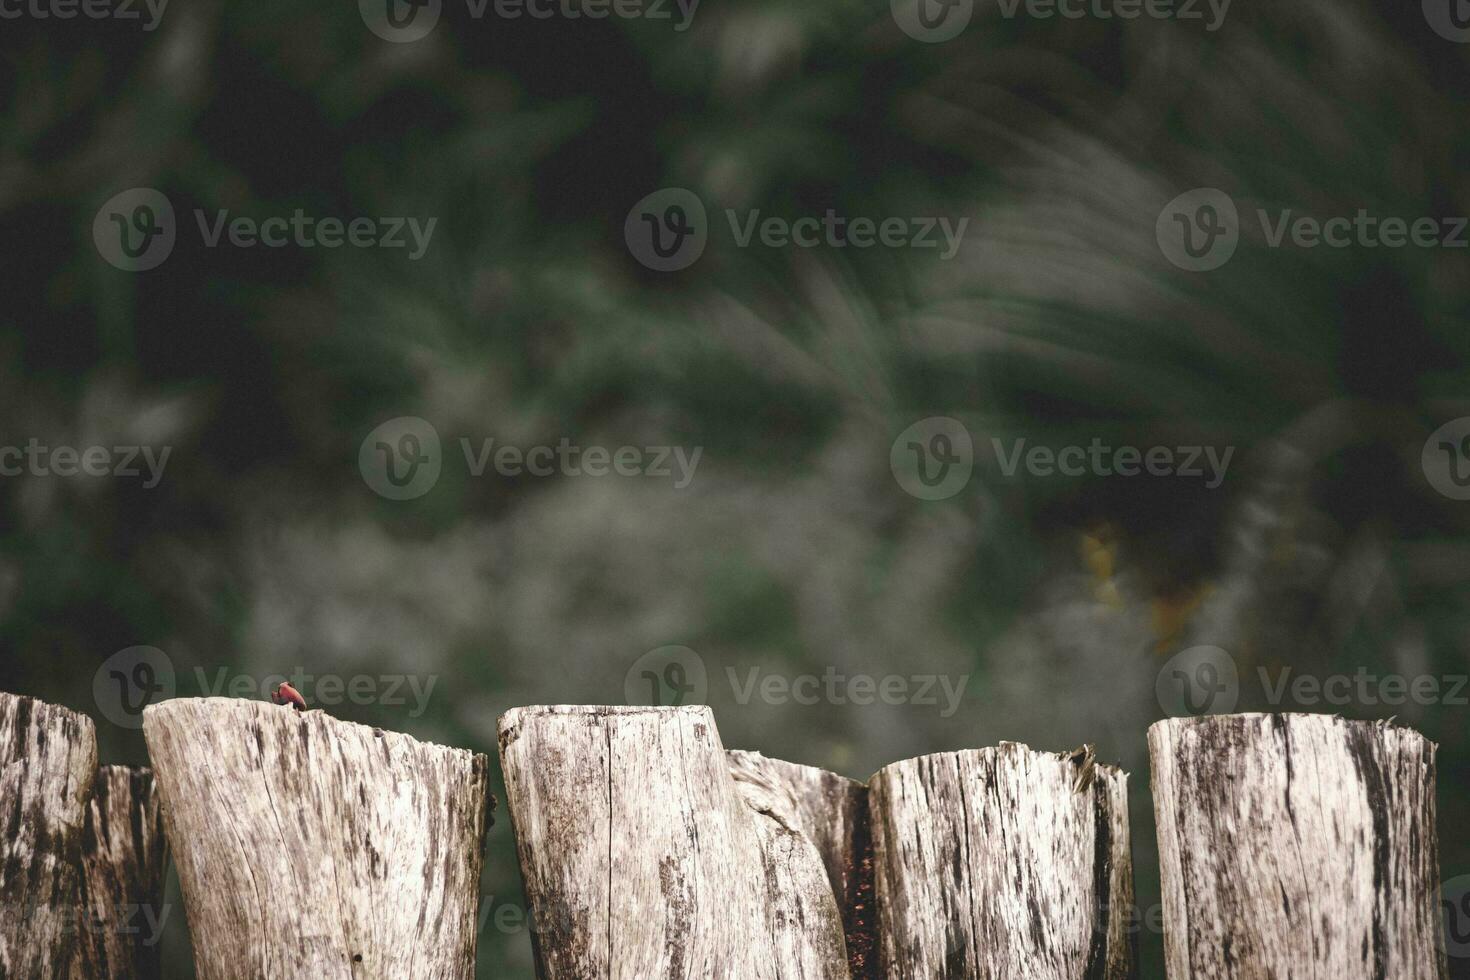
[[0, 692, 98, 980], [869, 742, 1133, 980], [68, 766, 169, 980], [143, 697, 491, 980], [727, 750, 879, 978], [498, 705, 850, 980], [1150, 713, 1445, 980]]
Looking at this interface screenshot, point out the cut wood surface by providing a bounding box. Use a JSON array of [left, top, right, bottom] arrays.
[[869, 743, 1134, 979], [498, 705, 850, 980], [69, 766, 169, 980], [0, 692, 98, 980], [500, 706, 1136, 980], [1150, 713, 1445, 979], [143, 697, 491, 980]]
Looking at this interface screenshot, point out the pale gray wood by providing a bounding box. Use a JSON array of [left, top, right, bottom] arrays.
[[143, 697, 491, 980], [1150, 713, 1445, 980], [497, 705, 850, 980], [68, 766, 169, 980], [0, 692, 98, 980], [868, 742, 1134, 979], [726, 750, 878, 978]]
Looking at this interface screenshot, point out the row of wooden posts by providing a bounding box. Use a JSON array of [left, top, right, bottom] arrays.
[[0, 692, 1451, 978]]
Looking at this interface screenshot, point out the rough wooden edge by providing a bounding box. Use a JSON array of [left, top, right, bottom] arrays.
[[497, 705, 850, 979], [1149, 713, 1445, 979], [868, 741, 1134, 979], [68, 766, 169, 980], [0, 692, 98, 980], [726, 750, 879, 979], [143, 697, 491, 980]]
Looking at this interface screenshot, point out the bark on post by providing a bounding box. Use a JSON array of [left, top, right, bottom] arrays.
[[868, 742, 1134, 979], [69, 766, 169, 980], [1150, 713, 1445, 979], [0, 692, 98, 980], [497, 705, 850, 979], [143, 697, 491, 980]]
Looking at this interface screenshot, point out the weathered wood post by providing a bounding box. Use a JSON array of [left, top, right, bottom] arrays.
[[1150, 713, 1445, 979], [500, 707, 1135, 979], [69, 766, 169, 980], [497, 705, 850, 979], [868, 743, 1135, 978], [726, 751, 878, 977], [0, 692, 98, 979], [143, 697, 491, 980]]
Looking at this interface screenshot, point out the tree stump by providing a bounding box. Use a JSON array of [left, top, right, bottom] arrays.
[[1150, 713, 1445, 979], [69, 766, 170, 980], [143, 697, 491, 980], [868, 743, 1134, 979], [497, 705, 850, 979], [0, 692, 98, 980]]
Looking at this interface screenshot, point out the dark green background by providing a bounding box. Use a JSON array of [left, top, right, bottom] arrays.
[[2, 0, 1469, 975]]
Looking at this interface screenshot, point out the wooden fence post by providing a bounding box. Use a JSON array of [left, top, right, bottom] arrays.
[[69, 766, 170, 980], [0, 692, 98, 980], [726, 751, 878, 977], [868, 743, 1134, 978], [1150, 713, 1445, 979], [497, 705, 851, 979], [143, 697, 491, 980], [500, 707, 1134, 980]]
